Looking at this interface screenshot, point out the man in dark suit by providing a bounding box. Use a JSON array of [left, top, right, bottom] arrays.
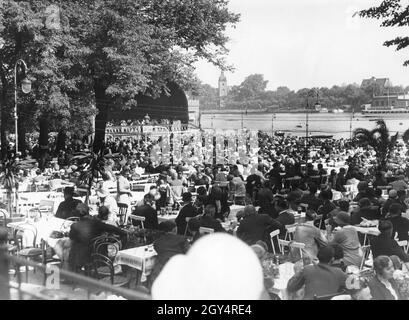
[[274, 198, 295, 236], [386, 203, 409, 241], [131, 193, 158, 230], [317, 189, 336, 229], [236, 205, 281, 246], [198, 204, 225, 233], [68, 204, 127, 273], [287, 246, 348, 299], [151, 221, 190, 284], [370, 220, 409, 263], [299, 182, 323, 212], [175, 192, 198, 235], [55, 187, 83, 220]]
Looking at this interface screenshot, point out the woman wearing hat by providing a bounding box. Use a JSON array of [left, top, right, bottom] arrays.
[[330, 211, 363, 267]]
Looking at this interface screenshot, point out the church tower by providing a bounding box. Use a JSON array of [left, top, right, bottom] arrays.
[[218, 70, 227, 108]]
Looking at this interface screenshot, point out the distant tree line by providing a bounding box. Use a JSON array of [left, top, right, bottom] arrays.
[[198, 74, 409, 111]]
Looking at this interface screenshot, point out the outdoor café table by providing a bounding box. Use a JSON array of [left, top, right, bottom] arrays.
[[157, 211, 179, 223], [7, 216, 73, 248], [270, 261, 295, 300], [229, 205, 245, 219], [114, 245, 157, 284]]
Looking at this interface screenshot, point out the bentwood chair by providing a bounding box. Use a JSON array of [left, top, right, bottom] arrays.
[[15, 225, 43, 283], [91, 253, 130, 288], [41, 239, 62, 286]]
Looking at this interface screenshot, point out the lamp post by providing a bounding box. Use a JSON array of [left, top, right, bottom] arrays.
[[305, 88, 320, 163], [14, 59, 32, 155]]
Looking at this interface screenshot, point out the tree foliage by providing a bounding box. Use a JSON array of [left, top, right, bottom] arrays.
[[353, 119, 398, 171], [359, 0, 409, 66], [0, 0, 240, 153]]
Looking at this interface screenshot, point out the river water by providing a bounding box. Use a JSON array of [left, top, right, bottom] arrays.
[[200, 112, 409, 139]]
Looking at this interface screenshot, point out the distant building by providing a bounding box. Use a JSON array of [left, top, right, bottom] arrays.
[[218, 70, 228, 108], [361, 77, 391, 95], [187, 95, 200, 127], [371, 93, 409, 109]]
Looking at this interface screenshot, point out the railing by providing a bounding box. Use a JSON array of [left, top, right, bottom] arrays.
[[0, 228, 151, 300]]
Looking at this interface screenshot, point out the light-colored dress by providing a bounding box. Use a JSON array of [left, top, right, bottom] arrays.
[[116, 175, 131, 207]]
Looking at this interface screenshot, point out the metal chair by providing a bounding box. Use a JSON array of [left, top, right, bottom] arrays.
[[270, 229, 280, 255], [117, 203, 128, 226], [284, 224, 297, 241], [128, 215, 146, 243], [359, 245, 372, 270], [128, 215, 145, 229], [277, 239, 305, 258]]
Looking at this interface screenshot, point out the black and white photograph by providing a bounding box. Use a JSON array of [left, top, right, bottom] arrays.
[[1, 0, 409, 305]]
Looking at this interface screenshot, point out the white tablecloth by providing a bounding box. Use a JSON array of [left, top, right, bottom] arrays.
[[157, 213, 178, 223], [271, 262, 295, 300], [114, 245, 157, 276], [7, 217, 73, 247]]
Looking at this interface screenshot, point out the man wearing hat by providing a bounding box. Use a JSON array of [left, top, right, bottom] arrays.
[[55, 187, 83, 220], [175, 192, 198, 235], [96, 186, 119, 225]]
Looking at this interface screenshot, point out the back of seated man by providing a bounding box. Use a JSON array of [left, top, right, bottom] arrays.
[[132, 193, 159, 230], [198, 204, 225, 233], [55, 187, 83, 220], [236, 205, 281, 246], [287, 246, 348, 300], [386, 203, 409, 241], [370, 220, 409, 265], [68, 204, 128, 272]]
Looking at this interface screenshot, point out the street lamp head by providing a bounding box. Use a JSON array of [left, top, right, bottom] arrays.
[[21, 78, 32, 94]]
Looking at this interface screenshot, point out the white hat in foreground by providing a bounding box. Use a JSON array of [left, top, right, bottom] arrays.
[[151, 233, 264, 300]]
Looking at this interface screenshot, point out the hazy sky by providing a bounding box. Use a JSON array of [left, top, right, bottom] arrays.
[[194, 0, 409, 91]]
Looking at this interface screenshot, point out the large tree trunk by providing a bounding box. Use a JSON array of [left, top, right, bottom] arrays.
[[93, 82, 109, 153], [17, 116, 26, 158], [55, 129, 67, 155], [0, 66, 8, 161], [38, 117, 49, 170]]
